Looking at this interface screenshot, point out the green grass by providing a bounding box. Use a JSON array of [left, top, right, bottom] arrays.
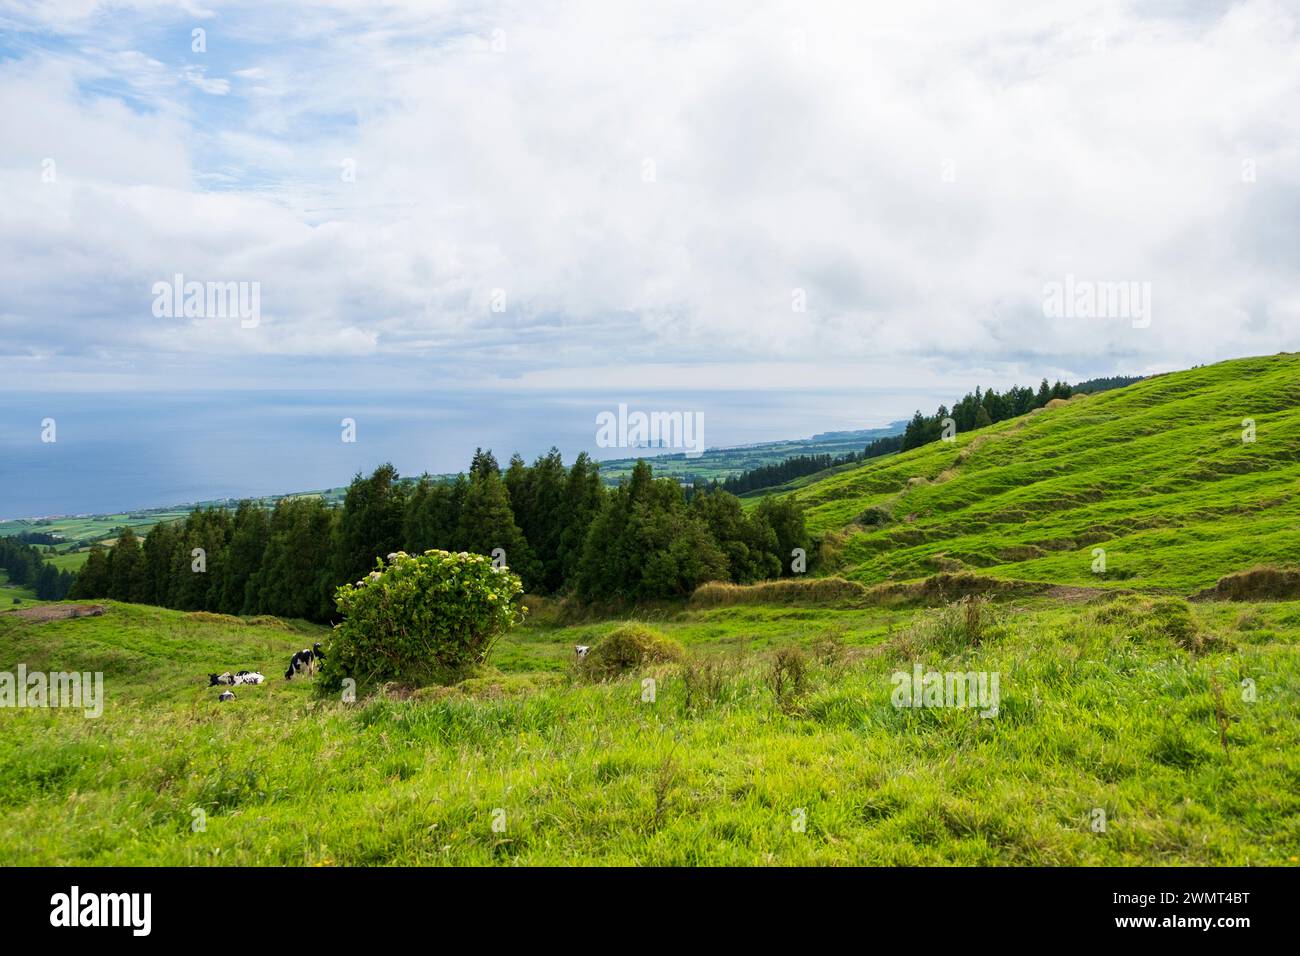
[[44, 550, 90, 572], [2, 352, 1297, 866], [0, 570, 37, 609], [789, 353, 1300, 593], [0, 597, 1296, 865]]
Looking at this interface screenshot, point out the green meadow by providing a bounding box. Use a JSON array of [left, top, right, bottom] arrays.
[[0, 353, 1297, 865], [0, 594, 1296, 865]]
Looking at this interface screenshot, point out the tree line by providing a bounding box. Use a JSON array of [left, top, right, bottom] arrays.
[[709, 374, 1142, 494], [68, 451, 809, 621], [900, 378, 1072, 450], [712, 433, 906, 496], [0, 537, 74, 601]]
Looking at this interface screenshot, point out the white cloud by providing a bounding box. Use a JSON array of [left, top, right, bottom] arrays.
[[0, 0, 1297, 393]]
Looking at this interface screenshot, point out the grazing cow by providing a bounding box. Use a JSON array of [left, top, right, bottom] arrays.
[[284, 643, 325, 680], [218, 690, 235, 702], [575, 645, 590, 660]]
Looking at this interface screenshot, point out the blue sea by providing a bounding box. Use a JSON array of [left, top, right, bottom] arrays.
[[0, 388, 924, 519]]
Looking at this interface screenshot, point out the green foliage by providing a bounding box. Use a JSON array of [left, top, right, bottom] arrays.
[[576, 461, 729, 602], [691, 489, 781, 583], [107, 526, 143, 602], [250, 497, 336, 621], [332, 463, 406, 588], [326, 550, 526, 687], [455, 464, 538, 590], [578, 622, 685, 680], [900, 376, 1079, 451]]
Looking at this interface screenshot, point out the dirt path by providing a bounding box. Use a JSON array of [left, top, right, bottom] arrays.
[[1, 604, 106, 622]]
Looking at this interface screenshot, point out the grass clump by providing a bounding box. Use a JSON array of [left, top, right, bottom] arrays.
[[894, 595, 1004, 659], [681, 656, 732, 712], [1092, 596, 1229, 655], [765, 646, 808, 711], [579, 623, 685, 681], [690, 577, 867, 608], [1194, 566, 1300, 602]]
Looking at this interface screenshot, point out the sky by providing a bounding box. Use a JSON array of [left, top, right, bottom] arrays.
[[0, 0, 1298, 513]]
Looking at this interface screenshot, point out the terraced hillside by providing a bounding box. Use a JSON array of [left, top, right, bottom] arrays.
[[791, 353, 1300, 593]]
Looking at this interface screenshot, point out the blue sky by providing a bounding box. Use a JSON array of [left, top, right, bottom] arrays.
[[0, 0, 1297, 410]]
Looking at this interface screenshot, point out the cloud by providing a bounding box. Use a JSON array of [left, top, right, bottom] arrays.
[[182, 64, 230, 94], [0, 0, 1297, 395]]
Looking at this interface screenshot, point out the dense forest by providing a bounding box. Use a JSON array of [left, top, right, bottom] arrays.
[[68, 453, 809, 621], [0, 537, 74, 600]]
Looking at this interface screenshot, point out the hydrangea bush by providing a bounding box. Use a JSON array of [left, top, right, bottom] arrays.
[[322, 549, 526, 687]]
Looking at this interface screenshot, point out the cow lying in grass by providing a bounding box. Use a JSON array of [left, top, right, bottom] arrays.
[[209, 671, 265, 686], [284, 643, 325, 680]]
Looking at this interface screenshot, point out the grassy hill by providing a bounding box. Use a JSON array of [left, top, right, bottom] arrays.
[[1, 353, 1297, 866], [790, 353, 1300, 593]]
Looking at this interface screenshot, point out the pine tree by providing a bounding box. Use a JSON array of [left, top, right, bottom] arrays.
[[108, 527, 143, 602], [70, 544, 110, 599], [331, 464, 407, 586], [216, 501, 269, 614], [455, 465, 538, 589], [558, 452, 606, 588]]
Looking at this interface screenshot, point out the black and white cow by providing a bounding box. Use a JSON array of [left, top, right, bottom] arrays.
[[284, 643, 325, 680], [209, 670, 265, 686], [218, 690, 235, 702]]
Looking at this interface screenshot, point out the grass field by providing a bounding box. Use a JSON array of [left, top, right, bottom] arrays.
[[0, 570, 37, 610], [0, 353, 1297, 866], [0, 594, 1296, 865]]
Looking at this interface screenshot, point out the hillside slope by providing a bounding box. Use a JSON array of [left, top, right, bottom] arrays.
[[791, 353, 1300, 592]]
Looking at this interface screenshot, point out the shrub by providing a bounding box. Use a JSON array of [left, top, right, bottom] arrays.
[[681, 655, 731, 711], [324, 550, 525, 688], [579, 623, 684, 680], [895, 595, 1005, 659], [766, 646, 808, 710], [1092, 596, 1226, 655]]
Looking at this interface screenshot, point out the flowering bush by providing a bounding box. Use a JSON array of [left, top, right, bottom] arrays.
[[323, 550, 526, 687]]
